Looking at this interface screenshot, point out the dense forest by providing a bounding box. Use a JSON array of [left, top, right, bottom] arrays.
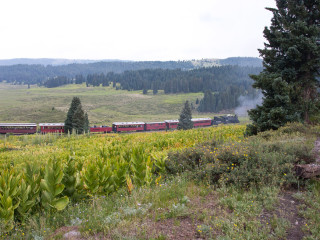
[[0, 61, 194, 84], [42, 65, 261, 93], [110, 65, 262, 94], [0, 57, 262, 85], [197, 88, 260, 113]]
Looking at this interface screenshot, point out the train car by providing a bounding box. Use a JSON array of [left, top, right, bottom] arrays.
[[112, 122, 145, 133], [0, 123, 37, 134], [164, 120, 179, 130], [39, 123, 65, 134], [192, 118, 212, 128], [90, 125, 112, 133], [144, 122, 166, 131]]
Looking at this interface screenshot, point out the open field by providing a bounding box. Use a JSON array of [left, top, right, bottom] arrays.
[[0, 83, 237, 125]]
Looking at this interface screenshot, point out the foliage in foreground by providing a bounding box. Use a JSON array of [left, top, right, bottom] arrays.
[[0, 175, 295, 240], [0, 125, 244, 233], [168, 123, 316, 189], [0, 123, 319, 239], [295, 180, 320, 239]]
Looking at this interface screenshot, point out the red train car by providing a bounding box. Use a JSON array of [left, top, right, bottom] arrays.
[[144, 122, 166, 131], [39, 123, 65, 134], [90, 126, 112, 133], [112, 122, 145, 132], [0, 123, 37, 134], [164, 120, 179, 130], [192, 118, 212, 128]]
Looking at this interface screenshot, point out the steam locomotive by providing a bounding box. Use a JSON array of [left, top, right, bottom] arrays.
[[0, 115, 239, 135]]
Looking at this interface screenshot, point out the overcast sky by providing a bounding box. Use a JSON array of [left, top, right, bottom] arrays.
[[0, 0, 276, 61]]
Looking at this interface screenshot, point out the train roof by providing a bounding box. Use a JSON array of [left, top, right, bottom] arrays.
[[39, 123, 64, 127], [191, 118, 212, 121], [90, 125, 111, 128], [112, 122, 145, 125], [145, 121, 166, 124], [164, 118, 211, 123], [0, 123, 37, 127], [164, 120, 179, 123]]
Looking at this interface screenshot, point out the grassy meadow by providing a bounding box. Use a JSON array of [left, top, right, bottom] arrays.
[[0, 83, 227, 125], [0, 123, 319, 239]]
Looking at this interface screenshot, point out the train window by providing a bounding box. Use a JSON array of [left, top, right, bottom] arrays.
[[0, 126, 34, 130], [119, 125, 138, 128]]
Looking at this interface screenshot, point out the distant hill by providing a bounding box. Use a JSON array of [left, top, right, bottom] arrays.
[[0, 57, 263, 84], [0, 57, 262, 67], [219, 57, 263, 67], [0, 58, 125, 66], [0, 61, 195, 84], [191, 57, 262, 68]]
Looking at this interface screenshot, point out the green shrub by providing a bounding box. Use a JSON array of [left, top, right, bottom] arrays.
[[166, 140, 219, 174], [166, 147, 204, 174], [167, 125, 316, 189], [277, 122, 308, 135]]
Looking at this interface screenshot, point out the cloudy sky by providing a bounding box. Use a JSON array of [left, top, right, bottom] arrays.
[[0, 0, 276, 61]]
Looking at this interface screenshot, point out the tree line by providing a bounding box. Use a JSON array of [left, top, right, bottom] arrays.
[[42, 74, 111, 88], [108, 66, 261, 94], [0, 61, 194, 85], [41, 65, 261, 95], [197, 87, 260, 113]]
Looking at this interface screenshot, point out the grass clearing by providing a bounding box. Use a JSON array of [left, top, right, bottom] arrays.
[[0, 83, 211, 124]]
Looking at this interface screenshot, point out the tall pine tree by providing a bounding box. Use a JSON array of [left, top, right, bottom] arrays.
[[72, 104, 85, 134], [84, 113, 90, 133], [65, 97, 81, 134], [247, 0, 320, 134], [178, 101, 193, 130]]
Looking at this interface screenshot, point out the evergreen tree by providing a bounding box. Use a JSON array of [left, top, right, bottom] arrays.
[[143, 88, 148, 94], [153, 88, 158, 95], [198, 90, 215, 112], [152, 83, 158, 95], [247, 0, 320, 134], [84, 113, 90, 133], [65, 97, 81, 134], [72, 104, 85, 134], [177, 101, 193, 130], [75, 75, 85, 84]]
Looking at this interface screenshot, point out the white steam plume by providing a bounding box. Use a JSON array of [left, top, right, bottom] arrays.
[[235, 92, 263, 117]]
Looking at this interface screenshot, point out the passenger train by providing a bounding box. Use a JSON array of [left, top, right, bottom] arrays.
[[0, 115, 239, 135]]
